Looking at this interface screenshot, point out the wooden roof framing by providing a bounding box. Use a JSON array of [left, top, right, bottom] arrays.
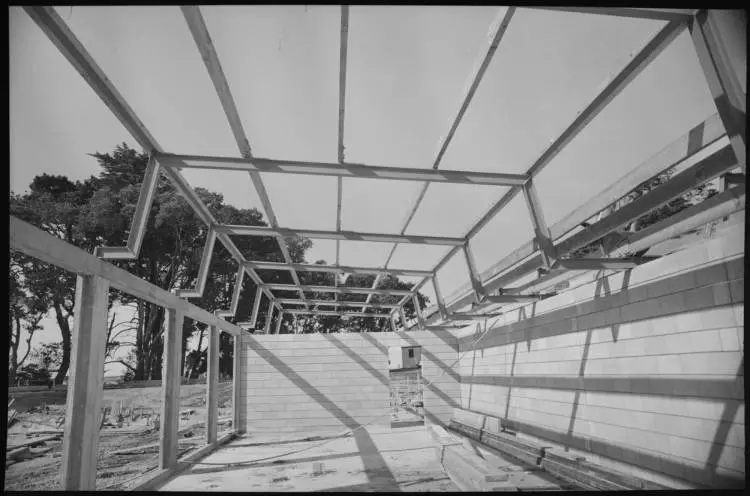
[[17, 7, 745, 331]]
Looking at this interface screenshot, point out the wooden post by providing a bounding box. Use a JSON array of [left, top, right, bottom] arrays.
[[60, 275, 109, 490], [249, 286, 263, 328], [399, 306, 409, 332], [264, 305, 274, 334], [205, 324, 219, 445], [159, 305, 184, 470], [274, 312, 283, 334], [462, 243, 487, 301], [233, 332, 245, 434], [412, 294, 426, 330], [689, 10, 746, 173], [389, 312, 399, 333], [522, 179, 557, 270], [432, 277, 449, 319]]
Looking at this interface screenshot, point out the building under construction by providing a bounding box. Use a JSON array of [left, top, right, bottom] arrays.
[[8, 6, 746, 492]]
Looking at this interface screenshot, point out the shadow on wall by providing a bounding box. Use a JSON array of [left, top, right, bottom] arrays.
[[244, 332, 461, 489], [460, 259, 744, 488], [358, 333, 461, 413], [246, 339, 400, 490]]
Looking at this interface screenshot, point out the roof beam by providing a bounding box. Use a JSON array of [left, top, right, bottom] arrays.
[[23, 7, 162, 153], [689, 10, 746, 173], [245, 261, 431, 278], [221, 225, 464, 246], [424, 143, 738, 323], [277, 299, 399, 309], [360, 273, 383, 313], [553, 258, 653, 271], [625, 184, 745, 254], [444, 312, 502, 321], [174, 227, 218, 298], [412, 19, 687, 319], [463, 114, 726, 304], [381, 8, 518, 275], [335, 6, 350, 314], [95, 154, 161, 260], [286, 310, 391, 318], [181, 6, 307, 310], [522, 179, 557, 270], [266, 284, 412, 296], [157, 153, 528, 187], [9, 216, 242, 336], [481, 294, 546, 304], [24, 6, 283, 317], [526, 7, 696, 22]]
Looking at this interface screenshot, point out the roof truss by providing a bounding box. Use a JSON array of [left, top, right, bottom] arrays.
[[18, 7, 745, 329]]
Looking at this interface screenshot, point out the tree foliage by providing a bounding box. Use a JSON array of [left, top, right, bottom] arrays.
[[569, 166, 718, 259], [11, 143, 429, 383]]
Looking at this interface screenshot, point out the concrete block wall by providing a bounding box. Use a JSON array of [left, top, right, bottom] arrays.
[[457, 228, 744, 488], [240, 330, 460, 434]]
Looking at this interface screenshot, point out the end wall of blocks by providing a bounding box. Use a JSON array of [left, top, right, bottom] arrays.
[[240, 331, 460, 434], [455, 228, 745, 488]]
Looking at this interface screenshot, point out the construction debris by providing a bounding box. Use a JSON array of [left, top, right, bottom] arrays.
[[7, 447, 31, 463]]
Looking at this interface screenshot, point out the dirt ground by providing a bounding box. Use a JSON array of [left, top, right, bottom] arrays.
[[5, 382, 233, 491]]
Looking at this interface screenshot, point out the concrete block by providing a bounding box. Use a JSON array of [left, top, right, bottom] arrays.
[[679, 351, 743, 376], [718, 328, 742, 351], [724, 257, 745, 279], [728, 279, 744, 303], [694, 262, 731, 288]]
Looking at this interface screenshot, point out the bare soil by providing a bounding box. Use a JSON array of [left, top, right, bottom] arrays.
[[5, 382, 233, 491]]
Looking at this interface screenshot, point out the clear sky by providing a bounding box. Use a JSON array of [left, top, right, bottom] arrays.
[[10, 6, 718, 373]]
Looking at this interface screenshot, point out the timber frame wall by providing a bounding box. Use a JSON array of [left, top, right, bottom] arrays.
[[8, 7, 746, 490]]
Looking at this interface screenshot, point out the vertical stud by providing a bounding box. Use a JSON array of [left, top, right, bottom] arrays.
[[264, 305, 274, 334], [522, 179, 557, 270], [206, 324, 220, 445], [60, 275, 109, 490], [274, 312, 283, 334], [399, 306, 409, 332], [159, 304, 184, 470], [249, 286, 263, 329], [412, 294, 426, 330], [432, 276, 449, 319], [462, 243, 486, 301], [233, 331, 245, 434]]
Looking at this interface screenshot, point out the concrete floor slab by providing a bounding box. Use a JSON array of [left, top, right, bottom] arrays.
[[159, 425, 457, 492]]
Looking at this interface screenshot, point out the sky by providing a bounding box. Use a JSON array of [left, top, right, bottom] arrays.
[[9, 6, 718, 374]]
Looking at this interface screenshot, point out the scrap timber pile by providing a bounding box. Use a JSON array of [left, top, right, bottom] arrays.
[[4, 382, 233, 491]]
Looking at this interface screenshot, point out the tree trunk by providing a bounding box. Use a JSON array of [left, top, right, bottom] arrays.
[[9, 314, 20, 386], [134, 301, 147, 381], [53, 301, 72, 385]]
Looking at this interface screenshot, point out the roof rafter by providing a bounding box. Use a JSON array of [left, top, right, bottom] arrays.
[[181, 6, 308, 310], [156, 153, 529, 186]]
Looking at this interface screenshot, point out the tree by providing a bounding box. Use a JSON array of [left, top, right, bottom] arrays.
[[569, 167, 718, 259], [8, 253, 45, 385], [10, 174, 102, 384], [10, 142, 432, 385]]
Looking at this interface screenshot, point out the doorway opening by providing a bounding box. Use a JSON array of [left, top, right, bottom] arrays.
[[388, 346, 424, 428]]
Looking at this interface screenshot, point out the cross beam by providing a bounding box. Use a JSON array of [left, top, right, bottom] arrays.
[[277, 299, 400, 309], [245, 261, 432, 278], [222, 225, 464, 246], [266, 284, 412, 296], [157, 153, 528, 187], [286, 310, 391, 318]]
